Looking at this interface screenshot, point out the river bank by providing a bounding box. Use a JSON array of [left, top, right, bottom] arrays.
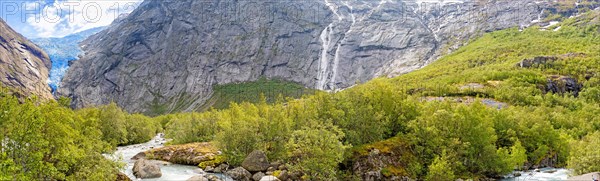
[[106, 134, 230, 180]]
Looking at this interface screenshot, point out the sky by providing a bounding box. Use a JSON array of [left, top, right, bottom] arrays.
[[0, 0, 143, 39]]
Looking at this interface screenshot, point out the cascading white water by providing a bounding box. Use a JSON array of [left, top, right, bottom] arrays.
[[317, 25, 333, 90], [329, 44, 342, 90], [316, 0, 356, 90], [316, 0, 341, 90]]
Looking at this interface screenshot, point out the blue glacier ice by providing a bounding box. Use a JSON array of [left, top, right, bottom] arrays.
[[31, 27, 105, 93]]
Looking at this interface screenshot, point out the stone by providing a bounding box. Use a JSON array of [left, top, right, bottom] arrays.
[[132, 159, 162, 179], [205, 174, 224, 181], [204, 166, 214, 172], [242, 150, 270, 172], [131, 152, 146, 160], [214, 163, 228, 173], [259, 176, 281, 181], [252, 172, 266, 181], [142, 142, 220, 166], [517, 56, 559, 68], [225, 167, 252, 181], [187, 175, 208, 181], [275, 170, 289, 181], [116, 172, 132, 181]]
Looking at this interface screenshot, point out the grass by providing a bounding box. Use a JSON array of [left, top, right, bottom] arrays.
[[199, 77, 317, 111]]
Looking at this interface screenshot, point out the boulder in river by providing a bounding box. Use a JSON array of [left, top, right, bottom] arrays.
[[131, 152, 146, 160], [226, 167, 252, 181], [242, 150, 270, 172], [133, 159, 162, 179]]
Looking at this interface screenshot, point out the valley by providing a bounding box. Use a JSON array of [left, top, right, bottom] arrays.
[[1, 0, 600, 181]]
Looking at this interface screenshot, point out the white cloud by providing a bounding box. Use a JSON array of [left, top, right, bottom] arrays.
[[26, 0, 142, 38]]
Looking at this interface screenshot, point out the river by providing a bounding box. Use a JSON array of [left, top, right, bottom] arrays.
[[106, 134, 231, 181], [501, 167, 571, 181]]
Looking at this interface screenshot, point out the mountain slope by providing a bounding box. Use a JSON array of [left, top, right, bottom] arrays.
[[162, 9, 600, 180], [32, 27, 105, 91], [0, 18, 52, 99], [60, 0, 553, 113]]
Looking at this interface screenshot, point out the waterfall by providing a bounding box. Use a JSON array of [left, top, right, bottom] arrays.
[[316, 0, 341, 90], [317, 25, 333, 90], [329, 44, 342, 90], [316, 0, 356, 90]]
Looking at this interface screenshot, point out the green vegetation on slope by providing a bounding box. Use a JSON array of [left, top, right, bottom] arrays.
[[200, 77, 317, 111], [163, 11, 600, 180], [0, 88, 162, 180], [145, 78, 316, 116]]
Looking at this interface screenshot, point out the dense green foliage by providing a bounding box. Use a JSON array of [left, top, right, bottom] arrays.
[[163, 11, 600, 180], [0, 89, 161, 180], [568, 131, 600, 175]]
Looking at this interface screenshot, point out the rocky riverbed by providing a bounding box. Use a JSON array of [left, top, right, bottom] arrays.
[[106, 134, 231, 180]]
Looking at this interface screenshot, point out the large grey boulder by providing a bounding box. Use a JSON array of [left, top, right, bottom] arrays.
[[132, 159, 162, 179], [225, 167, 252, 181], [242, 150, 270, 172]]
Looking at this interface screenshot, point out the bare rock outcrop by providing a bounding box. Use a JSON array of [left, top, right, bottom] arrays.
[[0, 18, 52, 99]]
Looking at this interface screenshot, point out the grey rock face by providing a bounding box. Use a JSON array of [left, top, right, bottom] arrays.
[[60, 0, 551, 113], [0, 18, 52, 99]]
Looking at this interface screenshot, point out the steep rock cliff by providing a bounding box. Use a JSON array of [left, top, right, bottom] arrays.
[[60, 0, 553, 113], [0, 18, 52, 99]]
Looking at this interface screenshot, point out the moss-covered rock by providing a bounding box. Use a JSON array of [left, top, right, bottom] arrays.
[[145, 142, 223, 166], [346, 136, 418, 180]]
